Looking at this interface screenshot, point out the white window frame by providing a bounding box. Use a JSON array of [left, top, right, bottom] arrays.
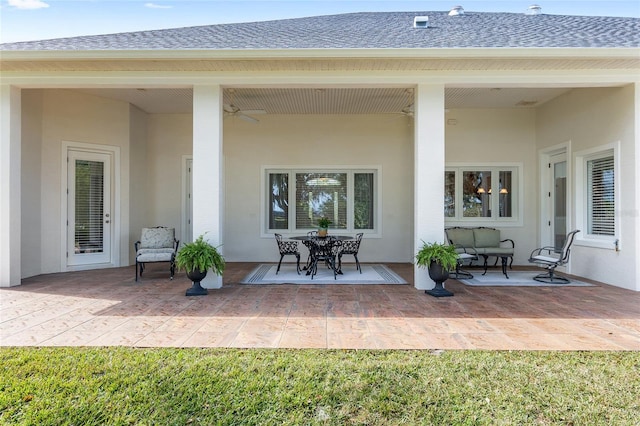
[[261, 166, 382, 238], [444, 162, 523, 227], [574, 142, 620, 250]]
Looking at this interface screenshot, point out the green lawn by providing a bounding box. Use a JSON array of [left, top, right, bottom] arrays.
[[1, 348, 639, 425]]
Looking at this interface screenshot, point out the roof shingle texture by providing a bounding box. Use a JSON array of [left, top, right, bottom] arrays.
[[2, 11, 639, 51]]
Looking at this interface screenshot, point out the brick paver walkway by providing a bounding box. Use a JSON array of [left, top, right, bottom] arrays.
[[1, 263, 639, 350]]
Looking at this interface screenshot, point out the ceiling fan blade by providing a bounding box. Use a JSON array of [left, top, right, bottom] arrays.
[[238, 113, 259, 123], [239, 109, 267, 115], [223, 104, 239, 113]]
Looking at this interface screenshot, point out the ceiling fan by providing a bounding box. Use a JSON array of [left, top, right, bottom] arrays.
[[223, 89, 266, 123], [383, 88, 414, 122], [398, 88, 414, 118]]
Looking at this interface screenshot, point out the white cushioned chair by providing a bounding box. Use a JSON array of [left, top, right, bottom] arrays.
[[135, 227, 179, 281]]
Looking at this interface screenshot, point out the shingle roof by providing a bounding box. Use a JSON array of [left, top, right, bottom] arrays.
[[2, 11, 639, 51]]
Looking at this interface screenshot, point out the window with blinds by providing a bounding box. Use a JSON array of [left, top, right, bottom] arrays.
[[266, 169, 377, 233], [295, 173, 347, 229], [587, 152, 615, 236], [75, 159, 104, 253]]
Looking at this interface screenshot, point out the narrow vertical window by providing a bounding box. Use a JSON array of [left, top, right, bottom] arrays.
[[354, 173, 374, 229], [498, 171, 512, 218], [269, 173, 288, 229], [587, 153, 615, 236], [444, 171, 455, 217]]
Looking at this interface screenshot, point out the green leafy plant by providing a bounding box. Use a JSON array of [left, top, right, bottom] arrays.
[[175, 234, 225, 276], [415, 241, 458, 271], [317, 217, 332, 228]]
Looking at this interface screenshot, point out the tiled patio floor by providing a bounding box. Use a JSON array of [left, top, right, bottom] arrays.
[[1, 263, 639, 350]]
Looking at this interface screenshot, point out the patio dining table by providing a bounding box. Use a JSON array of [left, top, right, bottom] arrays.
[[289, 235, 353, 276]]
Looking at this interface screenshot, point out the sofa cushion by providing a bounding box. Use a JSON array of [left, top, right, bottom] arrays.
[[140, 227, 174, 249], [473, 228, 500, 248], [446, 228, 475, 248], [477, 247, 514, 255]]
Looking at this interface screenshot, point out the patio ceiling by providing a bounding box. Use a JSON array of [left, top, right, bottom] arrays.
[[74, 86, 574, 115]]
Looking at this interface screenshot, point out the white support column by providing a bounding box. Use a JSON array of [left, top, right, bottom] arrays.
[[414, 84, 446, 290], [192, 85, 224, 289], [0, 85, 21, 287], [634, 82, 640, 292]]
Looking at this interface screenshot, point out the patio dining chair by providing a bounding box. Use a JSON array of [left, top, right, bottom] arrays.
[[274, 233, 301, 275], [528, 229, 580, 283], [337, 233, 363, 274], [134, 226, 179, 281], [307, 236, 342, 280]]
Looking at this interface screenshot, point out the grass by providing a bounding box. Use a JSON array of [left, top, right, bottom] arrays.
[[1, 348, 639, 425]]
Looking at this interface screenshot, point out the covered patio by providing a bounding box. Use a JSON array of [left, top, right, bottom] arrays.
[[2, 263, 639, 350]]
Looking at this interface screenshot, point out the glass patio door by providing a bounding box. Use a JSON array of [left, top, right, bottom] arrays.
[[67, 150, 112, 266], [549, 152, 567, 250]]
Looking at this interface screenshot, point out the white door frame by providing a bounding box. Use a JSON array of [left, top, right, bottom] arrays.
[[61, 141, 121, 271], [539, 141, 572, 249]]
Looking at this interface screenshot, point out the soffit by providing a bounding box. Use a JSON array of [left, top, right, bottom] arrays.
[[71, 86, 574, 114]]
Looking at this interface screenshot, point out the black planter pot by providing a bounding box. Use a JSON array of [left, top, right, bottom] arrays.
[[185, 269, 208, 296], [425, 261, 453, 297]]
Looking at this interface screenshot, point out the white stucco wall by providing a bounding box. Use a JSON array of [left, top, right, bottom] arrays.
[[444, 108, 538, 264], [145, 108, 539, 265], [145, 114, 192, 239], [222, 114, 414, 262], [536, 86, 638, 290], [37, 89, 131, 274], [128, 105, 149, 264]]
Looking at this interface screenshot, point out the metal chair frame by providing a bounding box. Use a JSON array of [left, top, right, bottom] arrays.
[[337, 233, 363, 274], [307, 237, 342, 280], [274, 233, 301, 275], [528, 229, 580, 284], [134, 226, 179, 282]]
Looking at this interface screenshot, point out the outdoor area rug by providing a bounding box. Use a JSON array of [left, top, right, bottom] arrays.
[[240, 264, 407, 285], [457, 271, 595, 287]]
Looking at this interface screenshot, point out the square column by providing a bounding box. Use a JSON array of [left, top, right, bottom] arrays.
[[414, 84, 446, 290], [192, 85, 224, 289], [0, 85, 21, 287], [635, 82, 640, 291]]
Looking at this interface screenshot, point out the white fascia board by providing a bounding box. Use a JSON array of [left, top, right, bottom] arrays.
[[2, 69, 639, 89], [1, 47, 639, 61]]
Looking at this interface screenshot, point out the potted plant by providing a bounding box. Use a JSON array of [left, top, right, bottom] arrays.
[[415, 241, 459, 297], [175, 234, 225, 296], [317, 217, 332, 237]]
